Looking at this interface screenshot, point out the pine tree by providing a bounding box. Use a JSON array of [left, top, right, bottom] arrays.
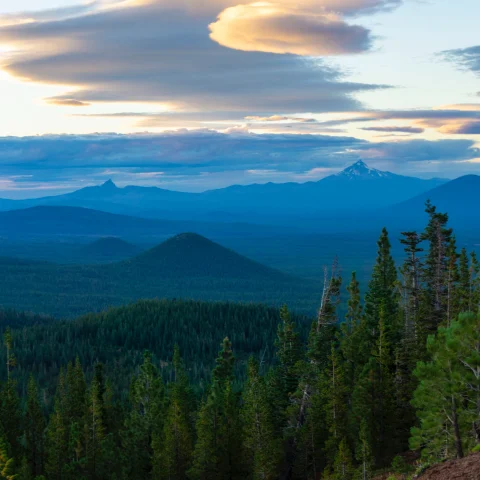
[[190, 338, 244, 480], [0, 379, 21, 460], [355, 419, 373, 480], [339, 272, 363, 392], [458, 248, 471, 313], [364, 228, 399, 353], [332, 438, 354, 480], [85, 372, 106, 479], [0, 436, 16, 480], [123, 351, 165, 480], [399, 231, 423, 351], [322, 344, 348, 461], [448, 313, 480, 445], [445, 236, 459, 326], [25, 376, 45, 478], [470, 252, 480, 312], [410, 325, 468, 460], [420, 201, 453, 335], [153, 346, 194, 480], [352, 310, 395, 467], [1, 329, 21, 459], [270, 306, 303, 430], [242, 357, 282, 480]]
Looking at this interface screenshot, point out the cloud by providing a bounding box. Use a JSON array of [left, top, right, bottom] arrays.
[[46, 97, 90, 107], [209, 3, 372, 56], [0, 131, 478, 198], [357, 139, 478, 163], [0, 0, 394, 119], [440, 45, 480, 75], [245, 115, 317, 123], [438, 121, 480, 135], [361, 126, 424, 133]]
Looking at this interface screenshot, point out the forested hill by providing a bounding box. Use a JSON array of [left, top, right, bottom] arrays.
[[80, 236, 141, 262], [0, 233, 317, 317], [121, 232, 286, 279], [1, 299, 311, 400]]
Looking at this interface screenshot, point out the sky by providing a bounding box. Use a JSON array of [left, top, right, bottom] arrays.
[[0, 0, 478, 197]]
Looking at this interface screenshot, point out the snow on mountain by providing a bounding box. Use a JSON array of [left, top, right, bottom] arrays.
[[335, 160, 394, 179]]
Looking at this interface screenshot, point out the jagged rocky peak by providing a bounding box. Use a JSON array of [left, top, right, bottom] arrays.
[[336, 160, 392, 179]]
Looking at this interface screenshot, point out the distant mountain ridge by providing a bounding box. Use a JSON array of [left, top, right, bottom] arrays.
[[0, 161, 447, 219]]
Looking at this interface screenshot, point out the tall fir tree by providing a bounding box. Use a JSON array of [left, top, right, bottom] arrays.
[[355, 419, 373, 480], [24, 376, 45, 478], [153, 346, 194, 480], [123, 351, 165, 480], [190, 338, 244, 480], [420, 201, 453, 335], [364, 228, 399, 349], [242, 357, 282, 480]]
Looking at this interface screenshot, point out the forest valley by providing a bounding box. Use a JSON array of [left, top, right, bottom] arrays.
[[0, 200, 479, 480]]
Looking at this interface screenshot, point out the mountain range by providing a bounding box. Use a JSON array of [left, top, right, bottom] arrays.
[[0, 161, 447, 221]]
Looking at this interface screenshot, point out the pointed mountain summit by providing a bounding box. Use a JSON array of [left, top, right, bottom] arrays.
[[335, 160, 393, 179], [101, 179, 118, 190]]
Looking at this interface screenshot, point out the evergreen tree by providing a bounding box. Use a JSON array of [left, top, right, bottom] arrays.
[[420, 201, 453, 335], [355, 419, 373, 480], [0, 436, 16, 480], [84, 372, 106, 479], [457, 248, 472, 313], [410, 322, 471, 460], [364, 228, 399, 353], [322, 344, 348, 461], [352, 310, 395, 467], [332, 438, 354, 480], [24, 376, 45, 478], [190, 338, 244, 480], [153, 346, 194, 480], [445, 236, 459, 326], [242, 357, 282, 480], [269, 306, 303, 431], [339, 272, 363, 379], [470, 252, 480, 312], [123, 351, 165, 480]]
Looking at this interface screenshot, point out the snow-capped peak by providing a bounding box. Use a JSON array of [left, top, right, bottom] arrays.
[[336, 160, 393, 179]]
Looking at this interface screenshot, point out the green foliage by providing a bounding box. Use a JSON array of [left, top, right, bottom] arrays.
[[410, 313, 480, 461], [0, 436, 16, 480]]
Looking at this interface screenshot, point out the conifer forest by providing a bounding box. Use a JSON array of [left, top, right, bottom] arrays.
[[0, 202, 479, 480]]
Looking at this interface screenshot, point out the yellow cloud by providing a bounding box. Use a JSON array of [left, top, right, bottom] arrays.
[[209, 3, 371, 56]]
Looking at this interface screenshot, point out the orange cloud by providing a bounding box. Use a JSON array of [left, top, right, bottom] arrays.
[[209, 3, 371, 56]]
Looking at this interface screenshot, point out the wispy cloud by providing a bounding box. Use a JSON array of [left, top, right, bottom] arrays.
[[440, 45, 480, 75]]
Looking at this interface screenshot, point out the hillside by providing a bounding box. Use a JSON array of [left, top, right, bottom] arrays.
[[81, 236, 141, 261], [0, 205, 296, 239], [377, 174, 480, 233], [123, 232, 285, 279], [2, 299, 311, 398], [0, 233, 317, 317], [418, 452, 480, 479]]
